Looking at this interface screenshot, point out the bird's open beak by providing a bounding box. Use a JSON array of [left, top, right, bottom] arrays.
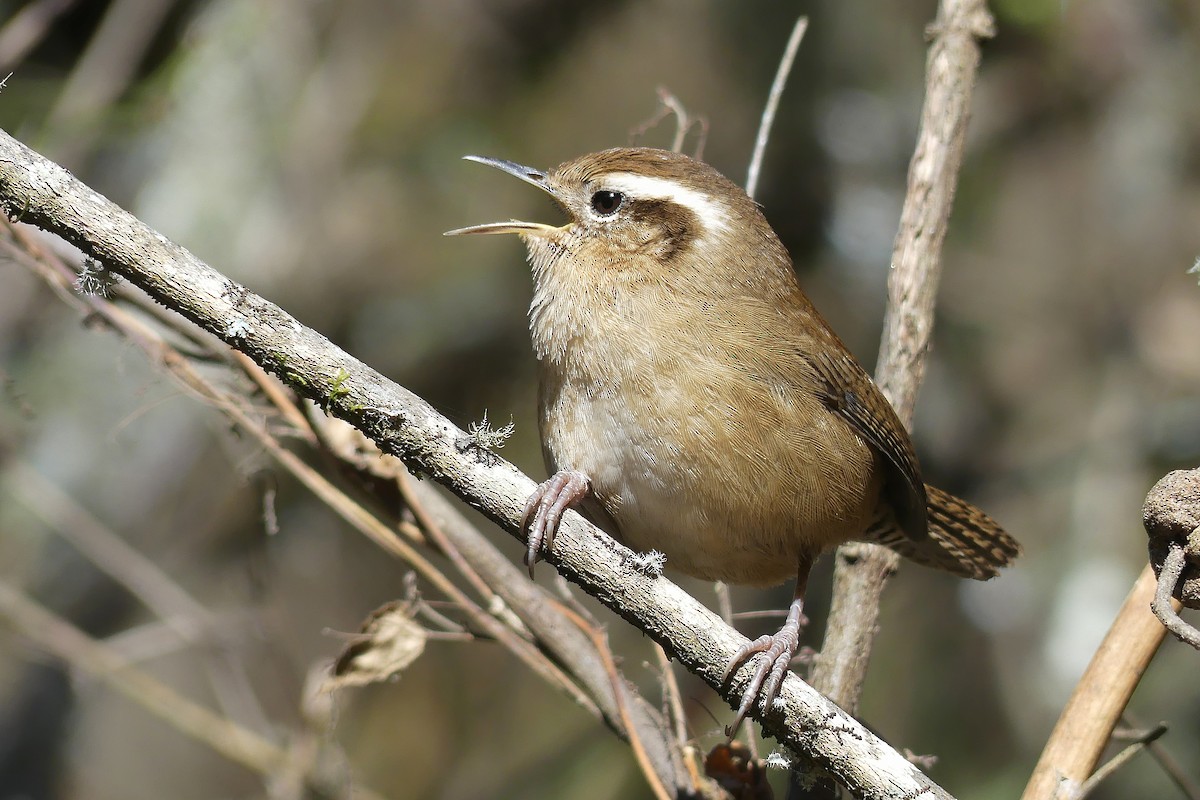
[[444, 156, 566, 238]]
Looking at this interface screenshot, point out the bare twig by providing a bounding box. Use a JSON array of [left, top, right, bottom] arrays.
[[745, 16, 808, 200], [653, 642, 690, 752], [1122, 714, 1200, 800], [1021, 566, 1170, 800], [661, 89, 693, 155], [232, 351, 317, 443], [0, 128, 958, 800], [396, 470, 498, 605], [810, 0, 996, 716], [1076, 723, 1167, 799], [1151, 542, 1200, 649], [630, 88, 709, 158], [554, 600, 676, 800]]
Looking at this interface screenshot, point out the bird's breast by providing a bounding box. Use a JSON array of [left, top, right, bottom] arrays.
[[536, 338, 883, 586]]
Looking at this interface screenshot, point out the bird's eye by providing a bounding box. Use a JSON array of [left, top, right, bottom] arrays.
[[590, 190, 624, 216]]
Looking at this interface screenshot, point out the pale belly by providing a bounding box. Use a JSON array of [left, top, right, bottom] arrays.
[[539, 373, 882, 586]]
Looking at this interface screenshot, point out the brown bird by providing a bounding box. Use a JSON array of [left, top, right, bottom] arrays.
[[447, 147, 1020, 735]]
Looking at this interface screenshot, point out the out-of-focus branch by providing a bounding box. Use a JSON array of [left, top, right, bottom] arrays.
[[5, 460, 276, 735], [43, 0, 176, 164], [0, 129, 957, 800], [811, 0, 997, 713], [0, 578, 385, 800], [0, 0, 79, 73]]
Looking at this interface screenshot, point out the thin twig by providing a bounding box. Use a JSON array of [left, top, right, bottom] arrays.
[[663, 90, 693, 155], [745, 16, 808, 200], [1076, 723, 1167, 799], [232, 351, 317, 443], [1151, 541, 1200, 649], [629, 88, 708, 158], [551, 573, 601, 627], [1132, 719, 1200, 800], [553, 599, 677, 800], [397, 470, 498, 605], [398, 572, 472, 637], [653, 641, 690, 750]]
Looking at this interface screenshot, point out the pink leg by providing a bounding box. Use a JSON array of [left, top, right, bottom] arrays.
[[520, 469, 591, 577], [723, 555, 813, 737]]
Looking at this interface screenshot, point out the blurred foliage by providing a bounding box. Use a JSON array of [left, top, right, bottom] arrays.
[[0, 0, 1199, 798]]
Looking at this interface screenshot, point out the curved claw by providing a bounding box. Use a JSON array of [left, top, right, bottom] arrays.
[[724, 599, 808, 738], [520, 470, 591, 577]]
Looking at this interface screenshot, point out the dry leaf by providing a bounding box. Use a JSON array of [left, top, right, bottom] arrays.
[[325, 600, 428, 691]]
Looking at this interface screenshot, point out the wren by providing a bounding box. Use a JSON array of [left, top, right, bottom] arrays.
[[447, 147, 1020, 735]]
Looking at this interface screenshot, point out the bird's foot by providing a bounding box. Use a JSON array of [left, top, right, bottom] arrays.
[[723, 602, 807, 738], [521, 469, 591, 577]]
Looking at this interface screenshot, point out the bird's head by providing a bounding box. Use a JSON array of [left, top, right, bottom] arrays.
[[446, 147, 788, 292]]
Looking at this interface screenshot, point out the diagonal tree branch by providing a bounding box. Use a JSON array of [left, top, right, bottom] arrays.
[[6, 222, 699, 794], [1020, 566, 1170, 800], [0, 128, 955, 799]]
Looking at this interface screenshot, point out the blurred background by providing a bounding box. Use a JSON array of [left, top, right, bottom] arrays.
[[0, 0, 1198, 798]]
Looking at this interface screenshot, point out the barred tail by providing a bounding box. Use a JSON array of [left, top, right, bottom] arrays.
[[867, 484, 1021, 580]]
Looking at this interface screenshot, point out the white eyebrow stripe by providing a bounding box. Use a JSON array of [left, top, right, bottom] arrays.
[[601, 172, 730, 233]]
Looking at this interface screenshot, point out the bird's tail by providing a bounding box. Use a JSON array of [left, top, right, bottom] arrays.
[[867, 484, 1021, 579]]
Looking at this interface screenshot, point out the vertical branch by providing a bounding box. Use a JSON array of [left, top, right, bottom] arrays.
[[810, 0, 996, 713], [745, 16, 808, 200]]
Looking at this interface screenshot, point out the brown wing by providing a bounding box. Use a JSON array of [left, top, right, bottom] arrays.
[[810, 350, 928, 541]]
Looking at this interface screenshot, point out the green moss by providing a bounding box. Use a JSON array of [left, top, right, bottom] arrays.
[[320, 367, 352, 411]]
